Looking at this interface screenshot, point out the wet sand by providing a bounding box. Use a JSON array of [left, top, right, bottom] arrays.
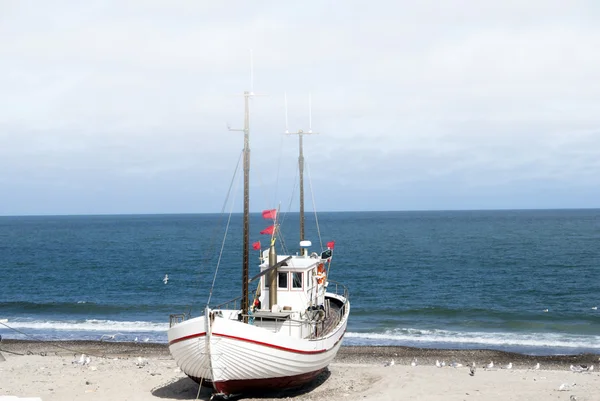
[[1, 340, 598, 400]]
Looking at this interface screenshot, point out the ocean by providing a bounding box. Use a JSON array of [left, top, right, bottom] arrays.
[[1, 210, 599, 355]]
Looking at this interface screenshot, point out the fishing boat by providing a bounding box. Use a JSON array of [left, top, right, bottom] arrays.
[[167, 90, 350, 396]]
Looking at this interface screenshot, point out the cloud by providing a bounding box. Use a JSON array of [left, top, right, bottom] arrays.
[[1, 0, 600, 214]]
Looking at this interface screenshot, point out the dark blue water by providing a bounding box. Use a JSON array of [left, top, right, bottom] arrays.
[[1, 210, 599, 355]]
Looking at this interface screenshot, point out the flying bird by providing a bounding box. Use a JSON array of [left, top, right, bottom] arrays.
[[163, 274, 169, 284]]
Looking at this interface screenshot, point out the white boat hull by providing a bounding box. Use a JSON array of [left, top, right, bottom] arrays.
[[168, 296, 349, 395]]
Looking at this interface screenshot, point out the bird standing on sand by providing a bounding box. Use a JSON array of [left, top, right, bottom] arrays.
[[534, 362, 540, 370], [486, 361, 494, 370], [411, 358, 417, 367], [469, 362, 476, 376], [384, 359, 394, 367], [435, 360, 441, 368], [502, 362, 513, 370]]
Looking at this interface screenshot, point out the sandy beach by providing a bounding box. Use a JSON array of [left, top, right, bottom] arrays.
[[1, 341, 599, 401]]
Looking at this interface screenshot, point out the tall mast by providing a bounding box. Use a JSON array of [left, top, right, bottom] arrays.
[[287, 94, 316, 255], [229, 90, 251, 320], [242, 91, 250, 318], [298, 132, 305, 247]]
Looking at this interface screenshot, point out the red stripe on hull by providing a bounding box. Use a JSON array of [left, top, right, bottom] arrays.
[[212, 332, 329, 354], [209, 368, 326, 395], [168, 332, 206, 345]]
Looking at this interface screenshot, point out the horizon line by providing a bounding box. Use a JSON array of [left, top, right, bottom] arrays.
[[1, 207, 600, 218]]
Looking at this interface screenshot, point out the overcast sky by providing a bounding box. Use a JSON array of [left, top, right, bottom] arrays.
[[1, 1, 600, 215]]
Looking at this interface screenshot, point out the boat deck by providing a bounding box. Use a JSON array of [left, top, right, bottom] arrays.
[[313, 296, 343, 338]]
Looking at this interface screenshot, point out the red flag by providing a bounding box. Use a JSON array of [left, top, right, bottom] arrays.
[[252, 241, 261, 250], [260, 225, 275, 235], [262, 209, 277, 219], [326, 241, 335, 249]]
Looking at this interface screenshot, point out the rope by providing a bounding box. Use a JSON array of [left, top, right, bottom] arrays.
[[0, 321, 108, 359], [206, 156, 242, 307], [188, 149, 244, 316], [196, 376, 204, 400]]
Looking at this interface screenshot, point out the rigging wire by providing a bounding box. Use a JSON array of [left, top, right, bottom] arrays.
[[206, 154, 243, 307], [186, 150, 244, 316], [306, 160, 324, 251], [277, 168, 298, 256]]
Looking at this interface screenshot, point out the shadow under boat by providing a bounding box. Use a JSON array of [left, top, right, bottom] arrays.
[[151, 369, 331, 400]]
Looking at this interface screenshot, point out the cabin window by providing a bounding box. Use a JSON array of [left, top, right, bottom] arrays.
[[278, 272, 288, 289], [292, 272, 303, 289]]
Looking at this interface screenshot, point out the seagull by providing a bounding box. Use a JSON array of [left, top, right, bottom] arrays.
[[384, 359, 395, 367], [502, 362, 513, 370], [73, 353, 90, 365], [486, 361, 494, 370], [570, 364, 583, 372], [451, 361, 463, 368], [588, 365, 594, 372], [543, 309, 549, 312], [558, 382, 575, 391], [163, 274, 169, 284], [135, 356, 148, 367], [411, 358, 418, 367], [99, 333, 121, 341], [435, 360, 441, 368], [143, 337, 150, 342], [440, 360, 446, 367], [592, 306, 597, 310], [469, 362, 476, 376], [534, 362, 540, 370], [134, 337, 138, 343]]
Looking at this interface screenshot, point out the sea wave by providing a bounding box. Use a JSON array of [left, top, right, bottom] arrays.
[[1, 319, 169, 332], [345, 328, 600, 351]]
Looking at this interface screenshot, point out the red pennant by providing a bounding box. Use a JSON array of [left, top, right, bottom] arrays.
[[326, 241, 335, 249], [262, 209, 277, 219], [260, 225, 275, 235], [252, 241, 261, 250]]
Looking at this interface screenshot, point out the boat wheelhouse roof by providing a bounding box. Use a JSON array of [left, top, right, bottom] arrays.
[[259, 253, 322, 270]]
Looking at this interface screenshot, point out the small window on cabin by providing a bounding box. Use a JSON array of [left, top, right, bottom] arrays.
[[292, 272, 303, 289], [278, 272, 288, 289], [264, 276, 269, 289]]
